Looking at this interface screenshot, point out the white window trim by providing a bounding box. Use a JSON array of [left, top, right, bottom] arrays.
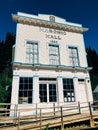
[[47, 43, 61, 65], [67, 45, 80, 66], [24, 39, 39, 64]]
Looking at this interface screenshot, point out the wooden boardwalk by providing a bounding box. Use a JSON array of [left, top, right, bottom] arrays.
[[0, 101, 98, 130]]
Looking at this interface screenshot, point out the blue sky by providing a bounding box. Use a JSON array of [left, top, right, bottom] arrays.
[[0, 0, 98, 53]]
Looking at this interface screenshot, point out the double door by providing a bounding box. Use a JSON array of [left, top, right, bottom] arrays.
[[39, 82, 57, 103]]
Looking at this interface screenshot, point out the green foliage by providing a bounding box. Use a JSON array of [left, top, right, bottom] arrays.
[[0, 32, 15, 103], [0, 71, 12, 103], [43, 123, 50, 130], [90, 75, 98, 90], [0, 84, 7, 103], [0, 32, 15, 73], [86, 46, 98, 90]]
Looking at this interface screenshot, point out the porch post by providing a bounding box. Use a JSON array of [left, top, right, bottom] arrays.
[[10, 75, 19, 116], [73, 77, 79, 102], [57, 76, 63, 105], [33, 75, 39, 103]]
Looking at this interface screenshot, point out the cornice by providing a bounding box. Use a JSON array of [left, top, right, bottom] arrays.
[[12, 14, 88, 34], [12, 62, 92, 72]]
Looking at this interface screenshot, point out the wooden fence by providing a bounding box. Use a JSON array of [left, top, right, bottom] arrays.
[[0, 101, 98, 130]]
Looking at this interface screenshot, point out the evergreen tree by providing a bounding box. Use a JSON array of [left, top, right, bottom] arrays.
[[86, 46, 98, 90], [0, 41, 5, 73], [0, 32, 15, 103]]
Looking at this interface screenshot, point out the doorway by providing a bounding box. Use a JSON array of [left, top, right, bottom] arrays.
[[39, 79, 57, 103]]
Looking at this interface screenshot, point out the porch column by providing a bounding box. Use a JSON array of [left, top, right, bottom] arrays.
[[11, 75, 19, 105], [33, 75, 39, 103], [57, 76, 63, 104], [73, 77, 79, 102], [10, 75, 19, 116]]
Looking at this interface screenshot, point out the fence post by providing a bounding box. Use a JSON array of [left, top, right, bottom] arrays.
[[40, 108, 42, 130], [14, 104, 16, 117], [17, 111, 20, 130], [88, 102, 94, 127], [36, 103, 38, 120], [5, 104, 7, 116], [53, 103, 55, 116], [78, 102, 81, 114], [14, 104, 18, 117], [60, 106, 64, 130]]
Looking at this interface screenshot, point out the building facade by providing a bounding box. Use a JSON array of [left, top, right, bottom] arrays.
[[11, 12, 93, 115]]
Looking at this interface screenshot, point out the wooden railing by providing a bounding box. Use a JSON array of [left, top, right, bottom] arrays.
[[0, 101, 98, 130]]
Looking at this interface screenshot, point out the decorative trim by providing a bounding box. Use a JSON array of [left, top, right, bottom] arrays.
[[12, 62, 92, 72], [12, 14, 88, 34]]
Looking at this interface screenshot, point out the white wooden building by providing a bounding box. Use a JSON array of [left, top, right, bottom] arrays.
[[11, 12, 93, 115]]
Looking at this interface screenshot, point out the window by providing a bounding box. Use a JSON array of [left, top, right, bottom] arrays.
[[26, 41, 38, 64], [49, 44, 60, 65], [68, 47, 79, 66], [18, 77, 33, 104], [63, 78, 75, 102]]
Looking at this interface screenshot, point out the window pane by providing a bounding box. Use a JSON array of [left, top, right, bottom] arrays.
[[29, 78, 33, 83], [24, 84, 28, 89], [24, 77, 28, 83], [28, 98, 32, 103], [28, 91, 32, 97], [19, 84, 23, 89], [19, 91, 23, 97], [28, 84, 32, 89]]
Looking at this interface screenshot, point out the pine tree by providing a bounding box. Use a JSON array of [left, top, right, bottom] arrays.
[[86, 46, 98, 90], [0, 32, 15, 103]]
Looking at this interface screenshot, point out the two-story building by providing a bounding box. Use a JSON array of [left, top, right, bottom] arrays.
[[11, 12, 93, 115]]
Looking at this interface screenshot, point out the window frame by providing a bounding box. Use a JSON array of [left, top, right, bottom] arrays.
[[25, 40, 39, 64], [39, 78, 57, 103], [63, 78, 75, 102], [68, 46, 80, 66], [49, 44, 60, 65], [18, 77, 33, 104]]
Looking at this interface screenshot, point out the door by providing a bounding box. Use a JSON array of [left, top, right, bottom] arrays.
[[39, 83, 57, 103], [79, 83, 87, 102]]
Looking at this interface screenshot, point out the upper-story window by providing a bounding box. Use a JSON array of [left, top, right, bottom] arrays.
[[68, 46, 79, 66], [49, 44, 60, 65], [26, 41, 38, 64]]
